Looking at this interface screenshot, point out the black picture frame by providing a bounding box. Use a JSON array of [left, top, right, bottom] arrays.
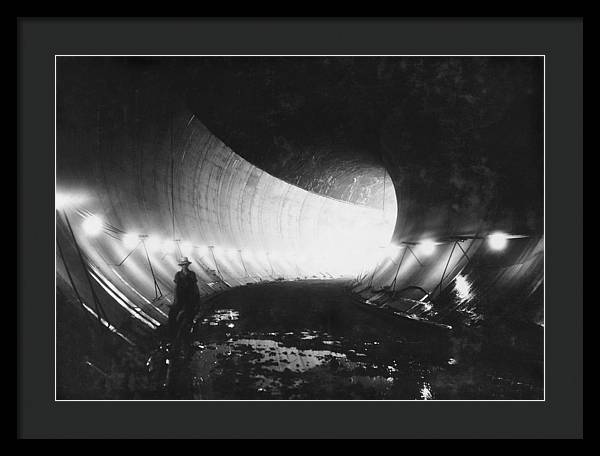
[[18, 17, 582, 439]]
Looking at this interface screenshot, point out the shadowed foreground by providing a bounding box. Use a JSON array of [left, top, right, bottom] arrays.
[[161, 280, 542, 400]]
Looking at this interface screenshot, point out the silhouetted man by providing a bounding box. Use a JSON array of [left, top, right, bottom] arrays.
[[168, 257, 201, 341]]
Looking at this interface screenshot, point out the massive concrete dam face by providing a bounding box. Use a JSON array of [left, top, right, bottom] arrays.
[[56, 56, 544, 349]]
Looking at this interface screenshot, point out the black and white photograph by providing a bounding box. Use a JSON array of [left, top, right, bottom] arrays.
[[55, 55, 545, 401], [17, 17, 584, 439]]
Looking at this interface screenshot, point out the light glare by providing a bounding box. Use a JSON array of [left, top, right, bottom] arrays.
[[418, 239, 437, 256], [488, 232, 508, 251], [82, 215, 103, 236]]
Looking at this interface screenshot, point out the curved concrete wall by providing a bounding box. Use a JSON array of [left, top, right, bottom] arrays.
[[56, 110, 397, 338]]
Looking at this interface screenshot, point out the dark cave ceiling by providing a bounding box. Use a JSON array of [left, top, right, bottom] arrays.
[[58, 56, 543, 232]]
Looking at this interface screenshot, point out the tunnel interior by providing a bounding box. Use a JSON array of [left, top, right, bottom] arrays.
[[56, 57, 544, 400]]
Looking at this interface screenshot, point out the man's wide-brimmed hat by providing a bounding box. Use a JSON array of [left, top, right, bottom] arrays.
[[178, 257, 192, 266]]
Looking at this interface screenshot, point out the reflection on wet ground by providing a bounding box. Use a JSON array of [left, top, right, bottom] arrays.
[[173, 280, 542, 400]]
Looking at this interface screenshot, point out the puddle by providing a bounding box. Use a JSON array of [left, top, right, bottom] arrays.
[[178, 283, 542, 400]]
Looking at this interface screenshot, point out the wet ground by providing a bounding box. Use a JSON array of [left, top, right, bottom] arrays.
[[165, 280, 543, 400]]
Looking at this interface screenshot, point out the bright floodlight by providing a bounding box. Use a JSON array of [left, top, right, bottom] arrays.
[[122, 232, 139, 249], [488, 232, 509, 251], [419, 239, 437, 256], [82, 215, 103, 236]]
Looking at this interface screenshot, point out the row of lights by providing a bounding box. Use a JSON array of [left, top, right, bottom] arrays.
[[385, 232, 509, 257], [81, 211, 512, 266], [61, 190, 514, 260], [79, 213, 336, 263], [82, 215, 227, 257]]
